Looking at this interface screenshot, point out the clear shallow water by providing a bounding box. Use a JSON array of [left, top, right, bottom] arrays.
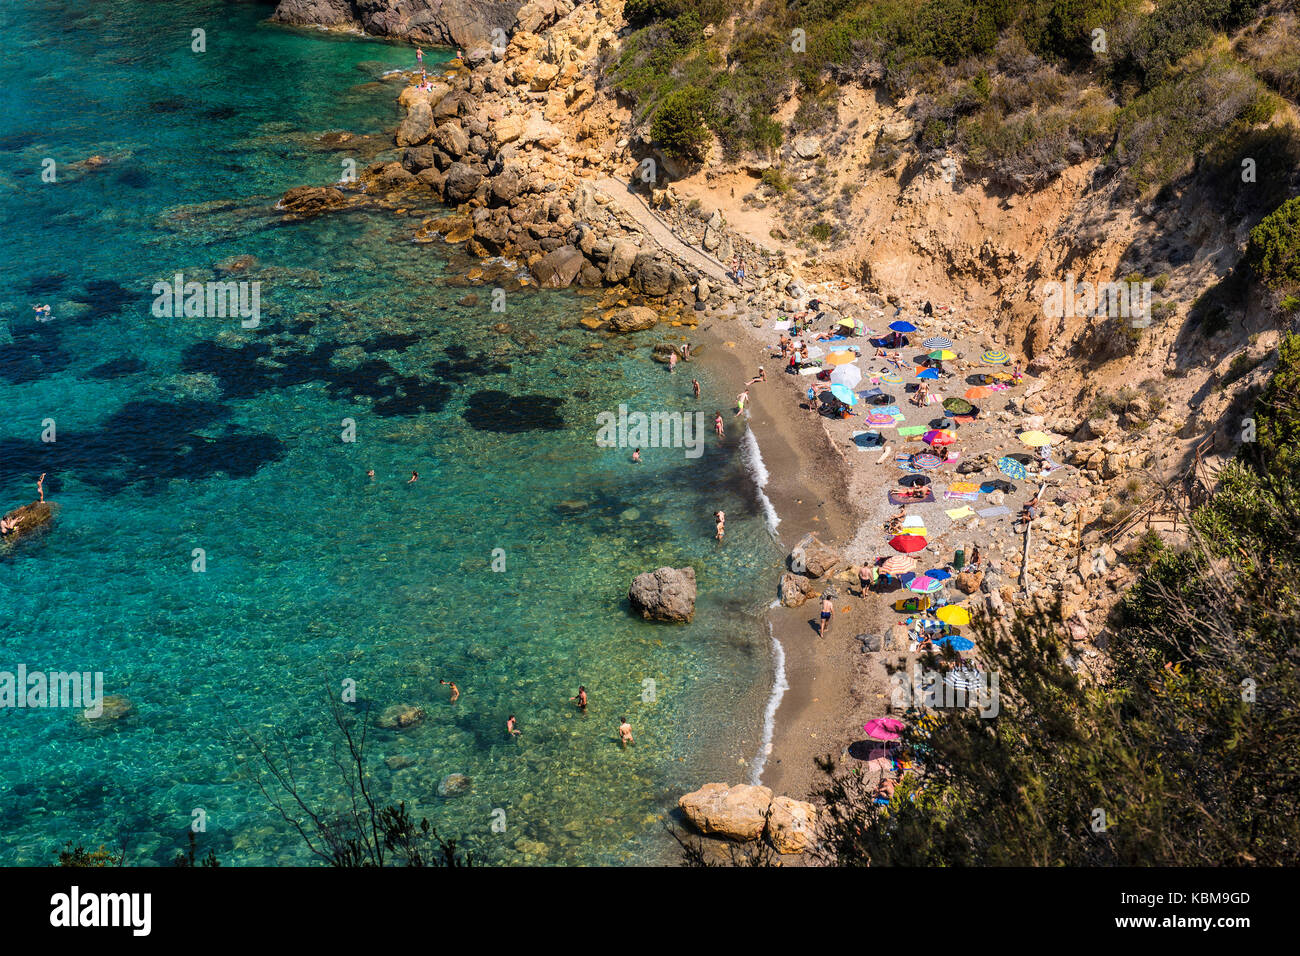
[[0, 0, 774, 865]]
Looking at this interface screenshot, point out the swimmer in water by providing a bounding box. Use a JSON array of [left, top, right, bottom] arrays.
[[407, 471, 418, 484], [570, 686, 587, 711], [714, 413, 724, 437], [692, 378, 701, 400], [440, 679, 459, 704], [632, 448, 641, 463], [507, 714, 521, 737], [366, 469, 375, 480], [734, 390, 749, 416], [618, 717, 634, 748]]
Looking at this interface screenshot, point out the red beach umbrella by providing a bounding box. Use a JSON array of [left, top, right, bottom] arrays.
[[890, 534, 927, 553]]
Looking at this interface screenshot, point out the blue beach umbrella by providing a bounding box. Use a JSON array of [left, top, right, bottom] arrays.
[[933, 635, 975, 651], [916, 369, 940, 380], [830, 383, 858, 406], [889, 320, 917, 333], [997, 456, 1028, 479]]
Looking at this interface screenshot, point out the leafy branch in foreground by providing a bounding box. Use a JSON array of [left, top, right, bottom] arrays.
[[243, 685, 472, 867]]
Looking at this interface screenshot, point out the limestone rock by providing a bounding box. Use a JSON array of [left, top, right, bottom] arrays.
[[531, 245, 586, 289], [396, 101, 434, 147], [766, 796, 817, 853], [376, 703, 425, 730], [790, 532, 841, 579], [607, 306, 658, 333], [628, 566, 697, 623], [678, 783, 773, 842]]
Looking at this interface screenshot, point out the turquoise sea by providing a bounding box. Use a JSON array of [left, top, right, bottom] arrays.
[[0, 0, 775, 865]]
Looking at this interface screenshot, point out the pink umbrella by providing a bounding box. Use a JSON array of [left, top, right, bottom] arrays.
[[863, 717, 905, 742]]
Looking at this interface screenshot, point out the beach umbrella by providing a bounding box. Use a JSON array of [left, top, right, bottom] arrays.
[[889, 320, 917, 333], [981, 349, 1010, 365], [890, 534, 927, 553], [881, 555, 916, 574], [916, 368, 940, 380], [936, 605, 970, 626], [829, 383, 858, 406], [879, 369, 904, 384], [867, 411, 894, 425], [964, 387, 990, 400], [942, 397, 973, 415], [1018, 430, 1052, 447], [933, 635, 975, 651], [830, 364, 863, 388], [899, 474, 931, 487], [945, 667, 984, 691], [826, 350, 857, 366], [912, 453, 941, 469], [863, 717, 906, 742], [909, 575, 944, 594], [838, 317, 856, 329], [897, 526, 927, 537], [923, 429, 958, 446], [997, 456, 1028, 479], [901, 514, 925, 528], [928, 349, 957, 361], [922, 336, 953, 350]]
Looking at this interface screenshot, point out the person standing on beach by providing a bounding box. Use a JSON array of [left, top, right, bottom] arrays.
[[734, 390, 749, 417], [440, 679, 460, 704], [618, 717, 634, 748], [859, 560, 876, 596], [819, 594, 834, 637], [571, 686, 587, 711]]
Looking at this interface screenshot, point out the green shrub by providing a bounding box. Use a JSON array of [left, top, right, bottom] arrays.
[[651, 87, 713, 162], [1244, 197, 1300, 288], [810, 221, 833, 241]]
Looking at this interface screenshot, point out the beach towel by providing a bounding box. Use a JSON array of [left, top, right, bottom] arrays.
[[945, 506, 976, 520], [950, 413, 977, 424], [897, 425, 927, 437], [943, 489, 980, 501], [774, 321, 791, 331], [978, 505, 1012, 518], [889, 490, 934, 505], [805, 345, 826, 359], [798, 366, 822, 376]]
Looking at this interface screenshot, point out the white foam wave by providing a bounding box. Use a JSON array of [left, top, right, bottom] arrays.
[[740, 424, 780, 535], [750, 615, 788, 785]]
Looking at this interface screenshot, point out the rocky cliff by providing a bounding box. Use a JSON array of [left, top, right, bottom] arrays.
[[271, 0, 527, 49]]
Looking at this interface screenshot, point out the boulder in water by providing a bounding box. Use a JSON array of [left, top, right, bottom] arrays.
[[376, 704, 425, 730], [628, 566, 696, 623], [437, 773, 472, 797], [678, 783, 772, 841], [1, 501, 54, 544]]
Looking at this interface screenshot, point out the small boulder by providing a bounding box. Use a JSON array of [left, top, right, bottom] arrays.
[[376, 704, 425, 730], [607, 306, 658, 333], [628, 566, 696, 623], [437, 773, 472, 797], [789, 532, 841, 578], [765, 795, 817, 853]]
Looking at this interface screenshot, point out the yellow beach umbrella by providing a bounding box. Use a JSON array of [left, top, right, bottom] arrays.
[[928, 349, 957, 361], [826, 350, 857, 365], [936, 605, 970, 626], [1018, 430, 1052, 447]]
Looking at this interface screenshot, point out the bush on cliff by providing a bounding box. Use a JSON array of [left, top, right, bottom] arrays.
[[1244, 197, 1300, 289], [651, 87, 714, 162]]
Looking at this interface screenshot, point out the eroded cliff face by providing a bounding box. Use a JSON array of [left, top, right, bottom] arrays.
[[272, 0, 526, 49]]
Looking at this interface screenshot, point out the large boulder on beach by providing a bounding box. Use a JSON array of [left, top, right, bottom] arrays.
[[531, 245, 586, 289], [766, 795, 817, 853], [678, 783, 773, 842], [396, 101, 435, 147], [607, 306, 658, 333], [632, 253, 673, 296], [628, 566, 696, 623], [434, 121, 469, 159], [443, 163, 483, 204], [778, 571, 815, 607], [789, 533, 841, 579], [605, 239, 640, 283]]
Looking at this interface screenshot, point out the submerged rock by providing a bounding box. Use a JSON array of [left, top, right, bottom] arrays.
[[376, 703, 426, 730], [437, 773, 472, 797]]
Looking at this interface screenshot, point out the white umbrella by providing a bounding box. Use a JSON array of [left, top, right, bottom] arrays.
[[830, 363, 862, 389]]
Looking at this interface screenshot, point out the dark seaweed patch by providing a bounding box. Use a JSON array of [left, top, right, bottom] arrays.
[[86, 356, 148, 379], [462, 390, 565, 433]]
